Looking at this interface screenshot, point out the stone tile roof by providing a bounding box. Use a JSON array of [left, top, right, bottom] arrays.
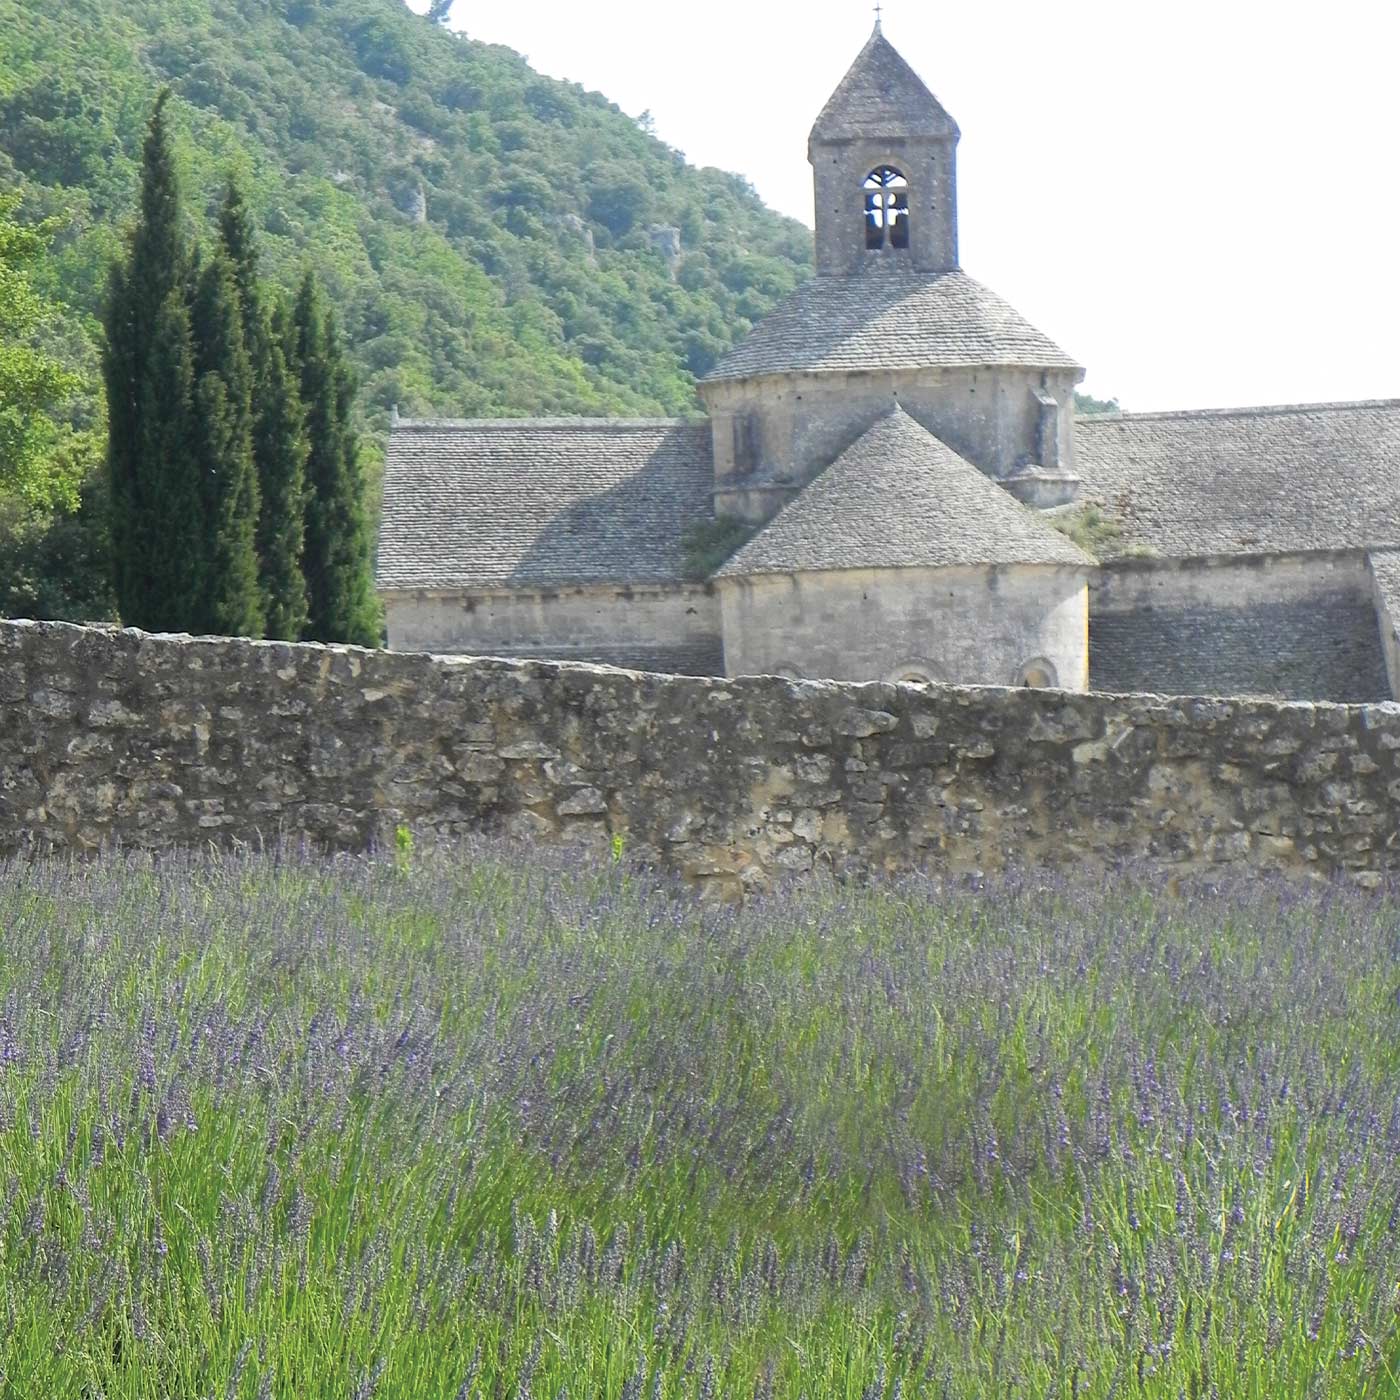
[[701, 269, 1081, 383], [377, 418, 714, 590], [1090, 583, 1389, 703], [1075, 400, 1400, 560], [716, 407, 1093, 579], [810, 26, 959, 143]]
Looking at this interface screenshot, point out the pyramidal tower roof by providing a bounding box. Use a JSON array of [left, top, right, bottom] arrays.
[[809, 25, 960, 146]]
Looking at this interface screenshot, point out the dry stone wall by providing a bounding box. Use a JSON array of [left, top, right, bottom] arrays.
[[3, 619, 1400, 893]]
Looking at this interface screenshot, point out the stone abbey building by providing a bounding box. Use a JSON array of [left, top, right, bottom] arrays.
[[379, 26, 1400, 701]]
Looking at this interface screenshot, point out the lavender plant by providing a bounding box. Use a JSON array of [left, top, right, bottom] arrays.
[[0, 846, 1398, 1397]]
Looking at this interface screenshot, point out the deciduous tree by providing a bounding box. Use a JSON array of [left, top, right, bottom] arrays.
[[0, 195, 85, 510]]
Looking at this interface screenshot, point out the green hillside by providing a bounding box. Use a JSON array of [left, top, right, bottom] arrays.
[[0, 0, 811, 423]]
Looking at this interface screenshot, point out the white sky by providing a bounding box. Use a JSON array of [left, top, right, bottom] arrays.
[[411, 0, 1400, 412]]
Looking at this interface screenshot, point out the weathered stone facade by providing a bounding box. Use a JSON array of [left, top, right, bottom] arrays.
[[6, 619, 1399, 895], [383, 582, 721, 677], [702, 363, 1080, 522], [719, 563, 1087, 689]]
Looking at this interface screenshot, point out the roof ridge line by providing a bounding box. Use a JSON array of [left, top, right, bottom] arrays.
[[393, 416, 701, 431], [1078, 397, 1400, 425]]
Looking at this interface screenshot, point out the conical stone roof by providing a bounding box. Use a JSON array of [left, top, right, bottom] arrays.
[[716, 407, 1093, 579], [810, 26, 959, 145], [701, 268, 1080, 383]]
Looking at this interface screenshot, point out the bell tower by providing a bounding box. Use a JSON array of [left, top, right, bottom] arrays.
[[808, 23, 960, 277], [701, 22, 1082, 523]]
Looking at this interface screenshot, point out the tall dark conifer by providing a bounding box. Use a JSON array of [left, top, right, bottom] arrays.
[[292, 271, 378, 646], [189, 253, 264, 638], [257, 301, 311, 640], [103, 90, 203, 629], [216, 180, 261, 333], [218, 182, 308, 639]]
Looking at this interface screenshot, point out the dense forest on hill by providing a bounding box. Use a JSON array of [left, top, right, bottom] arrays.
[[0, 0, 812, 422], [0, 0, 815, 617]]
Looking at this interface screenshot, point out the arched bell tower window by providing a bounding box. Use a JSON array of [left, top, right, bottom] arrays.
[[864, 166, 910, 251]]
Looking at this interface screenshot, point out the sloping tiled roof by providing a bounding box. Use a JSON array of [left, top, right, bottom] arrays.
[[1369, 549, 1400, 620], [702, 269, 1081, 383], [717, 407, 1092, 579], [810, 26, 959, 143], [1089, 586, 1390, 703], [1075, 400, 1400, 560], [377, 418, 714, 590]]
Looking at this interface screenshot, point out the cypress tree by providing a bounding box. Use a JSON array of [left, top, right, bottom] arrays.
[[292, 270, 379, 646], [103, 90, 203, 629], [218, 181, 308, 639], [216, 179, 261, 334], [135, 288, 203, 628], [257, 301, 310, 640], [189, 253, 264, 638]]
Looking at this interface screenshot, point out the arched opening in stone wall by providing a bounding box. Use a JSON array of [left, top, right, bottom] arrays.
[[731, 412, 761, 475], [863, 166, 910, 250], [886, 665, 936, 687], [1018, 658, 1058, 689]]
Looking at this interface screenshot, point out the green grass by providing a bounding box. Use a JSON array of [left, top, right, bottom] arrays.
[[1, 847, 1399, 1396], [1049, 504, 1127, 559], [680, 516, 759, 580]]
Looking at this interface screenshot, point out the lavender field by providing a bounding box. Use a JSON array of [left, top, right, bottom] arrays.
[[3, 846, 1400, 1398]]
